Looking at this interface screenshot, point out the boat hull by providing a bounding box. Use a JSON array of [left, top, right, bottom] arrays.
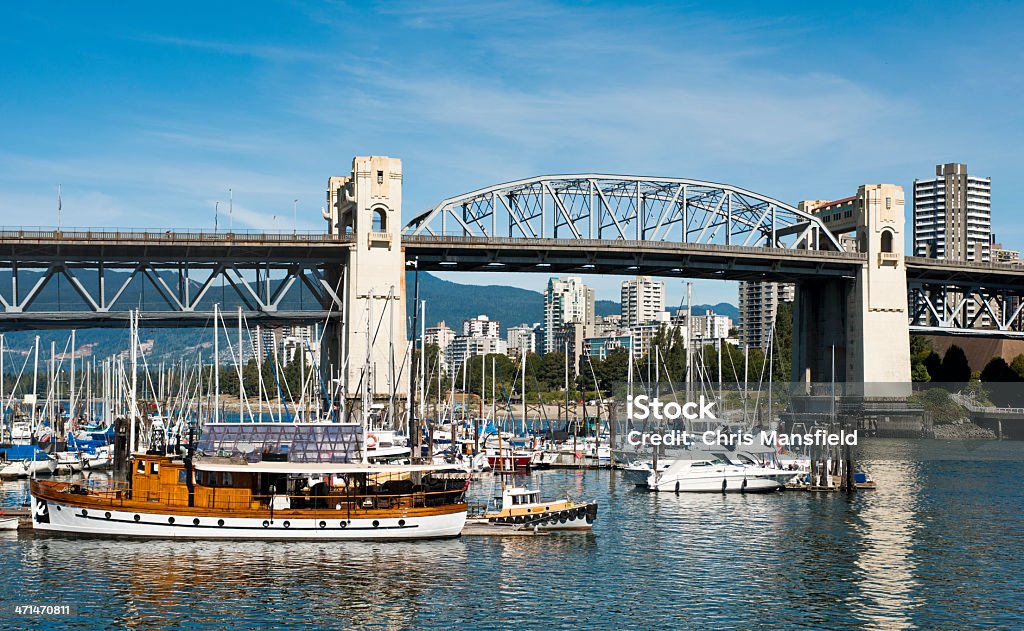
[[0, 459, 57, 478], [29, 495, 468, 540], [470, 502, 598, 531], [650, 475, 784, 493]]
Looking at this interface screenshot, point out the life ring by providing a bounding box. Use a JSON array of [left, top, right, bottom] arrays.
[[365, 434, 379, 449]]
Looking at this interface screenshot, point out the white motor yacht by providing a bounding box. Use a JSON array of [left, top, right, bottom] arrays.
[[624, 454, 793, 493]]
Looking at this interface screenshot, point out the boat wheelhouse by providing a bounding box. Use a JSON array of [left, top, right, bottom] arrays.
[[30, 422, 470, 540]]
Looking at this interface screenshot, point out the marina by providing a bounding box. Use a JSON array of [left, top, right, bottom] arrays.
[[1, 439, 1023, 629]]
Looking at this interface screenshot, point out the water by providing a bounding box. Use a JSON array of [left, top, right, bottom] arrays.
[[2, 439, 1023, 630]]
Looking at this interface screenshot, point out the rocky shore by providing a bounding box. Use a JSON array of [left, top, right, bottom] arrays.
[[932, 421, 998, 440]]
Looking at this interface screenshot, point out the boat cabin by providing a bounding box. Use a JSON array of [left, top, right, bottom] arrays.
[[128, 454, 468, 512]]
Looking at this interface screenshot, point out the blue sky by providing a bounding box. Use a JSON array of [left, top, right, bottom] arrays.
[[1, 1, 1021, 306]]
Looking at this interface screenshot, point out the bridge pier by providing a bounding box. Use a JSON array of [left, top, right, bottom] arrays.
[[793, 184, 911, 397], [324, 157, 408, 422]]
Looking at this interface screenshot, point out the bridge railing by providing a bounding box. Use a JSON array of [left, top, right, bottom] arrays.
[[403, 234, 865, 259], [0, 227, 350, 243]]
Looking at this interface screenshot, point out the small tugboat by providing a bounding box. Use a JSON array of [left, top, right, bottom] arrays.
[[29, 422, 471, 540], [469, 485, 598, 531]]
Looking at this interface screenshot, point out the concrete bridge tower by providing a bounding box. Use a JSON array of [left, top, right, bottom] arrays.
[[324, 156, 408, 412], [848, 183, 912, 393], [792, 184, 911, 396]]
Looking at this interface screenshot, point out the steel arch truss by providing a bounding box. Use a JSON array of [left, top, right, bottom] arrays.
[[404, 175, 842, 251], [0, 258, 345, 329]]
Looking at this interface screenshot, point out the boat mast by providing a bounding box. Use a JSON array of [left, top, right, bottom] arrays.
[[418, 300, 426, 431], [238, 307, 246, 420], [520, 342, 526, 437], [70, 329, 76, 431], [0, 333, 4, 437], [361, 288, 372, 458], [130, 310, 138, 453], [213, 303, 220, 424]]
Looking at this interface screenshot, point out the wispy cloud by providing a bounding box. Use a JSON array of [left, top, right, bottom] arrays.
[[136, 34, 329, 64]]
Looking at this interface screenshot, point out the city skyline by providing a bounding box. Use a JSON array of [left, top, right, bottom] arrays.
[[1, 3, 1022, 304]]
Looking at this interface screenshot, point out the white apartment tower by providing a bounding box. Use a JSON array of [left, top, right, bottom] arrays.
[[507, 324, 538, 357], [543, 277, 595, 353], [620, 276, 665, 327], [913, 163, 991, 262], [462, 315, 500, 338], [737, 282, 794, 350], [913, 163, 993, 326]]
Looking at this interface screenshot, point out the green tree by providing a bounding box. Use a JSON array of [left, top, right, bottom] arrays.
[[770, 302, 793, 384], [980, 356, 1020, 382], [909, 335, 933, 382], [939, 345, 971, 383], [1011, 354, 1024, 380], [923, 351, 942, 382]]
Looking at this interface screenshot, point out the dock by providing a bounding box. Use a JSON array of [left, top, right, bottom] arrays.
[[0, 507, 32, 530]]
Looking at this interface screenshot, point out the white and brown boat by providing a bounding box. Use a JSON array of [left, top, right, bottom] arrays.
[[29, 422, 470, 540], [469, 486, 598, 531]]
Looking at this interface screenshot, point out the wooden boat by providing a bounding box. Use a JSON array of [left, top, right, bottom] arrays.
[[29, 422, 470, 540], [469, 486, 597, 531]]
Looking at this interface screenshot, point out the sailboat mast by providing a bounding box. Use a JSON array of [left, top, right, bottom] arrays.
[[520, 343, 526, 436], [213, 303, 220, 423], [130, 310, 139, 453], [70, 330, 76, 429]]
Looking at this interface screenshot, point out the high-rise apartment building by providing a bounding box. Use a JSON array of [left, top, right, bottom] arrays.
[[444, 336, 507, 377], [506, 324, 538, 357], [620, 276, 666, 327], [543, 277, 595, 354], [462, 315, 500, 338], [913, 163, 993, 326], [424, 321, 456, 353], [737, 282, 793, 350], [913, 163, 991, 263]]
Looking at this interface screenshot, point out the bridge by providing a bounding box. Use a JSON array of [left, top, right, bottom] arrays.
[[2, 156, 1023, 401]]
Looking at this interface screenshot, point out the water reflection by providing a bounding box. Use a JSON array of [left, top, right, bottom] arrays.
[[0, 441, 1022, 630]]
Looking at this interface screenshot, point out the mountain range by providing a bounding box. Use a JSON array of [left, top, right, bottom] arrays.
[[0, 270, 737, 359]]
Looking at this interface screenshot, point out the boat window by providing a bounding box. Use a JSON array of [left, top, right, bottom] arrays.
[[177, 470, 187, 484], [137, 461, 146, 474], [691, 461, 710, 467], [224, 472, 233, 487], [150, 462, 160, 475]]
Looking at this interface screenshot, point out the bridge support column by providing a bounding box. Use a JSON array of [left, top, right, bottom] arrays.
[[792, 278, 849, 387], [793, 184, 911, 397], [324, 157, 408, 420]]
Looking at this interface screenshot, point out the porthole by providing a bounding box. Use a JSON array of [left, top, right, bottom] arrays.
[[372, 520, 380, 528], [398, 519, 406, 527], [340, 521, 347, 529], [55, 505, 61, 511], [283, 521, 291, 529], [104, 512, 111, 520], [193, 518, 200, 526], [217, 519, 225, 527], [133, 514, 141, 522], [319, 521, 326, 529], [81, 509, 88, 517], [168, 517, 175, 524], [262, 520, 270, 528]]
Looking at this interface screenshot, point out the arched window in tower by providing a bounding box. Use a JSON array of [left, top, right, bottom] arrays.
[[372, 208, 387, 232], [880, 229, 894, 253]]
